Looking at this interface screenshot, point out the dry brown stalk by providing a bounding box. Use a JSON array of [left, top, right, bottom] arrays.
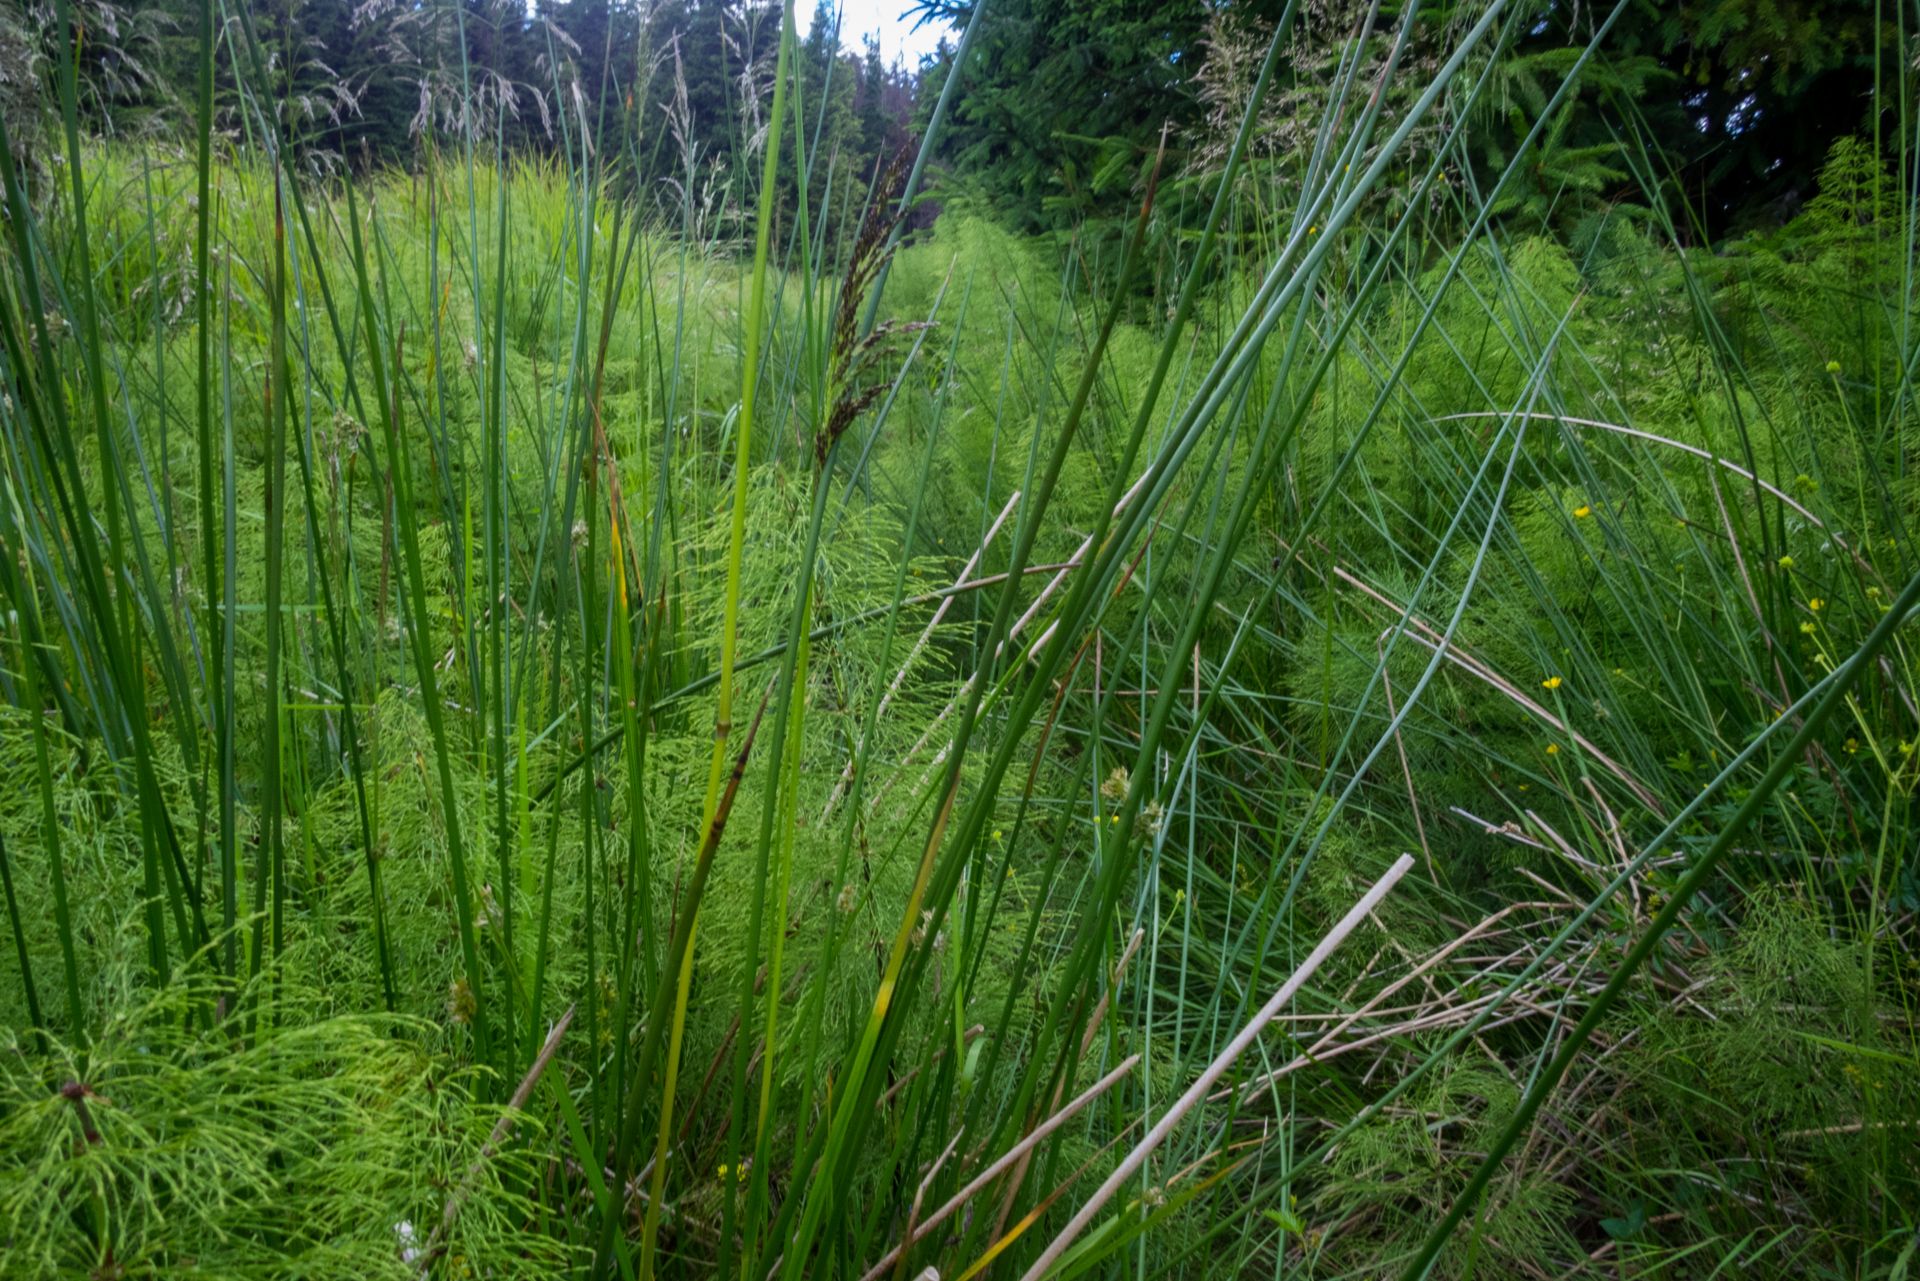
[[876, 1024, 987, 1110], [1220, 900, 1568, 1104], [823, 490, 1024, 818], [1286, 543, 1661, 813], [420, 1004, 575, 1270], [991, 925, 1146, 1244], [877, 464, 1164, 812], [1014, 854, 1418, 1281], [892, 1126, 966, 1281], [855, 1054, 1142, 1281]]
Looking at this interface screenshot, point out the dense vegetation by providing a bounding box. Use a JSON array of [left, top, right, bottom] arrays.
[[8, 0, 1904, 229], [0, 0, 1917, 1277]]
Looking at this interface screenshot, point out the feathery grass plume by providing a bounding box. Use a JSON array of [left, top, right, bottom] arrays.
[[817, 146, 929, 465]]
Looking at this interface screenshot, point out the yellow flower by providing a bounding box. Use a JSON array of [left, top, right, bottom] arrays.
[[1778, 556, 1794, 569], [1867, 586, 1882, 598], [1826, 361, 1841, 373], [1801, 622, 1817, 634], [992, 829, 1003, 840], [1809, 598, 1824, 611], [1542, 676, 1562, 690], [1845, 738, 1858, 754], [1574, 505, 1591, 518], [1546, 744, 1560, 755]]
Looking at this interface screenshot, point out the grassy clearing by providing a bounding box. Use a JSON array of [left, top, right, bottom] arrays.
[[0, 3, 1917, 1277]]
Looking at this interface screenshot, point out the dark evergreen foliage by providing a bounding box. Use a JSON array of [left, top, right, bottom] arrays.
[[6, 0, 1900, 239], [904, 0, 1219, 230]]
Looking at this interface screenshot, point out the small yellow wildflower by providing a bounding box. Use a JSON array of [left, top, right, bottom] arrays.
[[993, 829, 1003, 840], [1826, 361, 1841, 373], [1542, 676, 1562, 690], [1778, 556, 1794, 569], [1845, 738, 1858, 754], [1574, 505, 1591, 518], [1809, 598, 1824, 611], [1546, 744, 1560, 755], [1867, 586, 1882, 598], [1801, 622, 1817, 634]]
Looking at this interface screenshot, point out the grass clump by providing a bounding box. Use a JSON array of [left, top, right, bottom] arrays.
[[0, 1, 1917, 1277], [1, 961, 562, 1278]]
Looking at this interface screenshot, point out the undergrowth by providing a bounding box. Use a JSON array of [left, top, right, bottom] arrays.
[[0, 2, 1916, 1277]]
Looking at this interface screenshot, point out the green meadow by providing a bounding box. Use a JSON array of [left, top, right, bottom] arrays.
[[0, 0, 1916, 1276]]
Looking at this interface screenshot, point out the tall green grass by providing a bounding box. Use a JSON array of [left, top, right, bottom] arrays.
[[0, 0, 1916, 1277]]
